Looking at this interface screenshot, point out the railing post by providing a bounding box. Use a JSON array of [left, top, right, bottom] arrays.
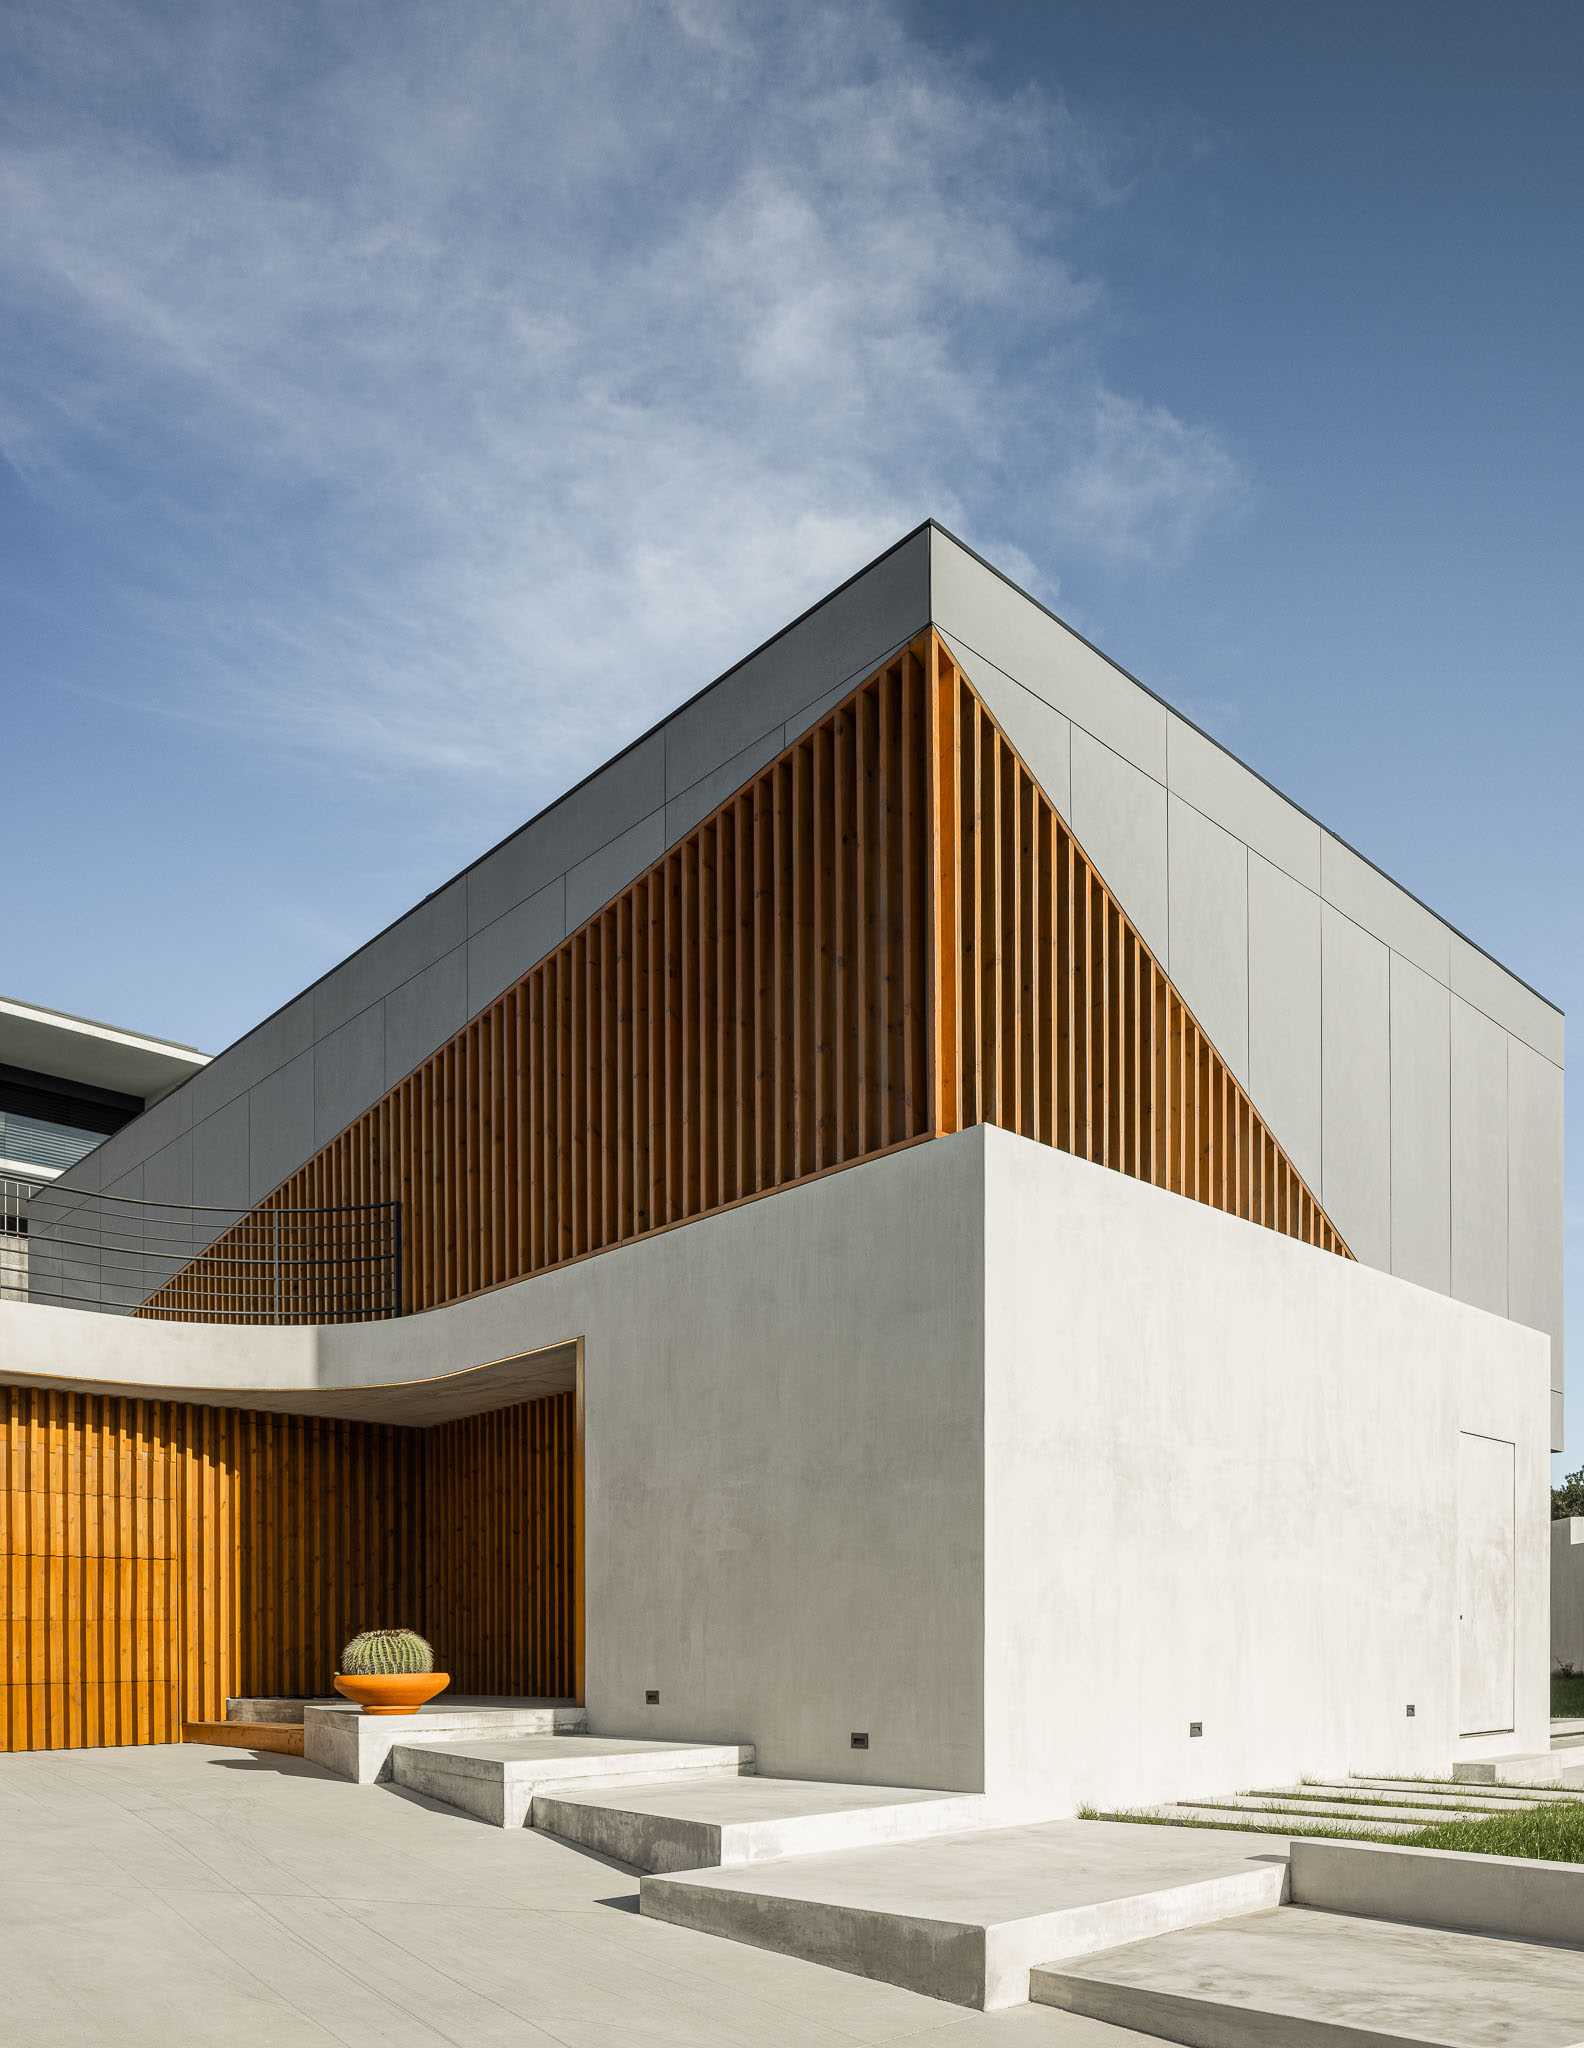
[[390, 1201, 403, 1318], [272, 1207, 283, 1325]]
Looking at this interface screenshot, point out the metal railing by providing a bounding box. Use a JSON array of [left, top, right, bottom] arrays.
[[1, 1174, 402, 1324]]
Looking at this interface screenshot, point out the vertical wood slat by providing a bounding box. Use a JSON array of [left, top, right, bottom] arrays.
[[144, 643, 941, 1324], [141, 626, 1345, 1337]]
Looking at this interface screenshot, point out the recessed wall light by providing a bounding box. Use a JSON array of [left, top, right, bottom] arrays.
[[645, 1689, 660, 1706], [851, 1731, 869, 1750], [1188, 1721, 1203, 1738]]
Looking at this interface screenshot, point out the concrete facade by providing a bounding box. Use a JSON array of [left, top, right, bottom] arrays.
[[42, 522, 1563, 1442], [2, 1124, 1550, 1811]]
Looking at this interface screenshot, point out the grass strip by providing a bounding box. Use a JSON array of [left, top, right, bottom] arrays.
[[1401, 1801, 1584, 1863]]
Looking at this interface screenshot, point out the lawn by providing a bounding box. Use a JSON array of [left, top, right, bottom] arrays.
[[1552, 1672, 1584, 1719], [1402, 1801, 1584, 1863]]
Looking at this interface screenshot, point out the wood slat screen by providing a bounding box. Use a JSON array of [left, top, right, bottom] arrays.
[[1, 1383, 575, 1752], [426, 1391, 577, 1699], [927, 636, 1351, 1258], [144, 639, 935, 1320], [142, 629, 1346, 1327]]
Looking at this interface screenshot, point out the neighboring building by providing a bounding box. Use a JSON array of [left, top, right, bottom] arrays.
[[0, 524, 1563, 1810], [0, 995, 208, 1303], [0, 993, 207, 1179]]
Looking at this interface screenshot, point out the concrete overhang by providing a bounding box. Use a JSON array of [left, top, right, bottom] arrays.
[[0, 1292, 577, 1425], [0, 994, 210, 1105]]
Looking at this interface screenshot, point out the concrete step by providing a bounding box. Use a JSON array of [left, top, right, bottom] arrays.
[[391, 1734, 754, 1828], [640, 1816, 1290, 2010], [1145, 1804, 1416, 1839], [303, 1697, 587, 1783], [535, 1773, 991, 1873], [1327, 1777, 1573, 1810], [1454, 1750, 1584, 1788], [1171, 1793, 1503, 1828], [184, 1719, 303, 1757], [1270, 1780, 1555, 1811], [1031, 1904, 1584, 2045], [1343, 1775, 1584, 1806]]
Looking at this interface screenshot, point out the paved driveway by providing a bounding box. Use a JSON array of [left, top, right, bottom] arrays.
[[0, 1743, 1146, 2046]]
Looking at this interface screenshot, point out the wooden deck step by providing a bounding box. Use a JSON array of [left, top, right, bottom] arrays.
[[184, 1720, 304, 1756]]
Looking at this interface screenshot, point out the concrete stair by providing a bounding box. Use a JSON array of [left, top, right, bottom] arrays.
[[639, 1816, 1291, 2010], [1031, 1904, 1584, 2045], [389, 1734, 755, 1828], [535, 1774, 991, 1873], [1123, 1771, 1584, 1840]]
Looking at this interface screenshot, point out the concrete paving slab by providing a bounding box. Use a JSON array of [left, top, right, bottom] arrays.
[[1032, 1905, 1584, 2046], [392, 1734, 756, 1827], [641, 1817, 1290, 2010], [0, 1742, 1164, 2045], [536, 1773, 991, 1872]]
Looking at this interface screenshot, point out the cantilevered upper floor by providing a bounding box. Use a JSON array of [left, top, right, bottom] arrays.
[[43, 524, 1565, 1439]]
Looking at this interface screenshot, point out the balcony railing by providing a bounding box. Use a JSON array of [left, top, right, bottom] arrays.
[[0, 1174, 402, 1324]]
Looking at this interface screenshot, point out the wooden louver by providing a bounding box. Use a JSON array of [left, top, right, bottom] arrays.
[[143, 630, 1348, 1322]]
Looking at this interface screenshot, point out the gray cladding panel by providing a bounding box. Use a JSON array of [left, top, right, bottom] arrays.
[[1166, 795, 1249, 1083], [314, 880, 466, 1040], [383, 946, 468, 1090], [567, 811, 667, 930], [1389, 953, 1451, 1297], [1068, 729, 1169, 963], [1450, 995, 1508, 1318], [664, 729, 786, 849], [930, 528, 1166, 778], [248, 1050, 315, 1205], [314, 1004, 386, 1149], [944, 631, 1072, 818], [465, 732, 666, 936], [1508, 1037, 1564, 1391], [1321, 831, 1450, 987], [191, 1096, 250, 1211], [1165, 712, 1321, 892], [1246, 852, 1322, 1189], [467, 879, 566, 1016], [1450, 932, 1563, 1066], [1321, 905, 1392, 1271], [663, 528, 929, 797]]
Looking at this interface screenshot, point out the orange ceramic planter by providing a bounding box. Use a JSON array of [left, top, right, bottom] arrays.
[[333, 1671, 451, 1715]]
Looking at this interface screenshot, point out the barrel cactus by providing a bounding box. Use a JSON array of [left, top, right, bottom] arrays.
[[339, 1628, 434, 1675]]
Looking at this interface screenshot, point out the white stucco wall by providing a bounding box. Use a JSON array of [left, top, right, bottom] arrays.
[[1553, 1517, 1584, 1675], [981, 1126, 1551, 1814]]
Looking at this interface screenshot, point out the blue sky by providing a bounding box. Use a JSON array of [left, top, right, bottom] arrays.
[[3, 2, 1579, 1458]]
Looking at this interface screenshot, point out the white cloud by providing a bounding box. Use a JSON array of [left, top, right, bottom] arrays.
[[0, 0, 1247, 797]]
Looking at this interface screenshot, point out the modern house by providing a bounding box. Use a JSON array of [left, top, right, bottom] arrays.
[[0, 524, 1563, 1817]]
